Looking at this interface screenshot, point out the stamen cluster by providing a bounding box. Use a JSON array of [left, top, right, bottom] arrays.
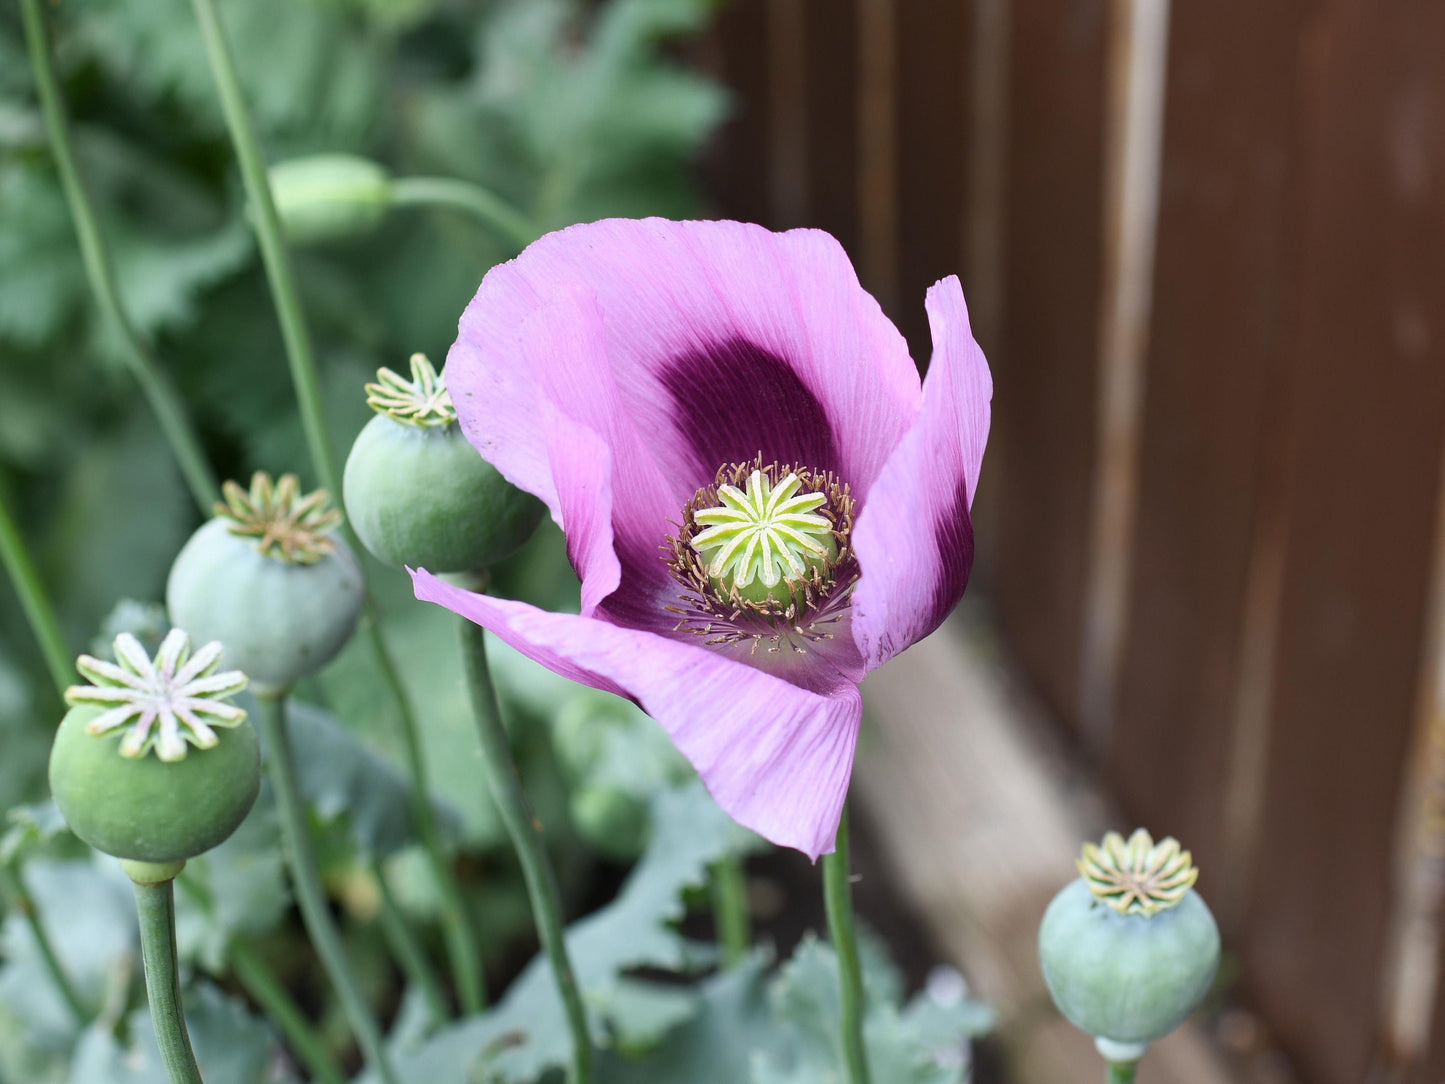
[[665, 458, 855, 655]]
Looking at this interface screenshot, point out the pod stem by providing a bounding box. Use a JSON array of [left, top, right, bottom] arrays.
[[19, 0, 220, 512], [188, 0, 487, 1014], [389, 177, 537, 251], [0, 864, 88, 1025], [709, 855, 751, 968], [1106, 1060, 1139, 1084], [368, 619, 486, 1014], [459, 619, 592, 1084], [372, 857, 450, 1023], [129, 876, 202, 1084], [823, 801, 871, 1084], [0, 484, 71, 699], [255, 693, 400, 1084]]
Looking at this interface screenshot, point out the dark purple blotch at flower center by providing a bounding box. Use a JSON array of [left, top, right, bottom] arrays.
[[660, 337, 841, 486]]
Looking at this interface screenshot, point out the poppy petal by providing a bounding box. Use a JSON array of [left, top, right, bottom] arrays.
[[850, 276, 992, 670], [413, 568, 860, 859]]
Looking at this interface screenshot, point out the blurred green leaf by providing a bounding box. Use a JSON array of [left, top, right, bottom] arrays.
[[378, 780, 752, 1083], [68, 984, 274, 1084]]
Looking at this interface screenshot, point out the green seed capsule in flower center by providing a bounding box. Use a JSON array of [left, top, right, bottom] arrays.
[[689, 470, 837, 605]]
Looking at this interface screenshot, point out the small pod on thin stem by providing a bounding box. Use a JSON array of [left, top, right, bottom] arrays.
[[1038, 829, 1221, 1081], [48, 630, 260, 1084]]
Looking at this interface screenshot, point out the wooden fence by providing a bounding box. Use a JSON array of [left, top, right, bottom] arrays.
[[697, 2, 1445, 1082]]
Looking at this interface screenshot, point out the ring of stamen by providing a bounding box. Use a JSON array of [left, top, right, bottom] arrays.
[[664, 458, 856, 654]]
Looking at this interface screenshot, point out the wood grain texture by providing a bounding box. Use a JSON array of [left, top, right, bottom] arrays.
[[993, 0, 1110, 729], [802, 0, 860, 257], [1107, 0, 1319, 893], [894, 0, 970, 358], [1236, 2, 1445, 1080], [856, 617, 1236, 1084]]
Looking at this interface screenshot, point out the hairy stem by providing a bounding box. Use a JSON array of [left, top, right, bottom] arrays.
[[372, 857, 450, 1023], [130, 878, 202, 1084], [255, 693, 399, 1084], [709, 855, 751, 968], [189, 0, 485, 1012], [822, 803, 870, 1084], [0, 485, 71, 698], [459, 620, 591, 1084], [389, 176, 537, 251], [19, 0, 219, 512], [0, 865, 88, 1024]]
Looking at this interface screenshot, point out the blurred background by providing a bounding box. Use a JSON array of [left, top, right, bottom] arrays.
[[3, 1, 1443, 1083]]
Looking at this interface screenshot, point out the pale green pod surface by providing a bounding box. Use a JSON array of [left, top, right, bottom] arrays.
[[343, 413, 544, 572], [167, 518, 363, 692], [49, 705, 260, 863], [1038, 878, 1220, 1044], [268, 154, 392, 245]]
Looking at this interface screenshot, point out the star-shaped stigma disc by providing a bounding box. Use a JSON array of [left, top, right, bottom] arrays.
[[65, 629, 248, 762]]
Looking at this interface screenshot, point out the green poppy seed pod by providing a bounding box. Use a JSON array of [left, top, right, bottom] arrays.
[[1038, 829, 1220, 1048], [343, 354, 544, 572], [268, 154, 393, 245], [48, 631, 260, 865], [167, 473, 363, 695]]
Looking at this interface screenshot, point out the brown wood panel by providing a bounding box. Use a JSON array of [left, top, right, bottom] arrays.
[[1238, 2, 1445, 1080], [1106, 1, 1319, 890], [702, 0, 771, 226], [802, 0, 860, 258], [992, 0, 1109, 727], [894, 0, 970, 358]]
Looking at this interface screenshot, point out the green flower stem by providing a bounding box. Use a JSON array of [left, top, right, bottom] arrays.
[[459, 620, 591, 1084], [188, 0, 487, 1014], [709, 855, 750, 968], [0, 864, 88, 1025], [822, 802, 870, 1084], [1106, 1060, 1139, 1084], [254, 692, 399, 1084], [229, 941, 346, 1084], [174, 873, 345, 1084], [372, 857, 450, 1023], [368, 618, 485, 1014], [0, 485, 70, 698], [19, 0, 219, 512], [188, 0, 336, 496], [130, 876, 202, 1084], [389, 177, 537, 251]]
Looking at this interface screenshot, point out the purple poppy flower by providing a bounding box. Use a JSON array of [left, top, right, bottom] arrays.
[[411, 218, 991, 859]]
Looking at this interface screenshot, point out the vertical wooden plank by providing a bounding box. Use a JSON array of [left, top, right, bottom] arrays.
[[704, 0, 771, 227], [894, 0, 970, 357], [1106, 0, 1319, 891], [1075, 0, 1170, 744], [767, 0, 809, 228], [856, 0, 898, 310], [992, 0, 1109, 726], [802, 0, 860, 257], [1240, 1, 1445, 1079]]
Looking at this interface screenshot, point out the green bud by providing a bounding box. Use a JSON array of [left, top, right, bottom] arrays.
[[343, 355, 544, 571], [1038, 830, 1220, 1048], [268, 154, 392, 245], [569, 784, 648, 860], [167, 473, 363, 694]]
